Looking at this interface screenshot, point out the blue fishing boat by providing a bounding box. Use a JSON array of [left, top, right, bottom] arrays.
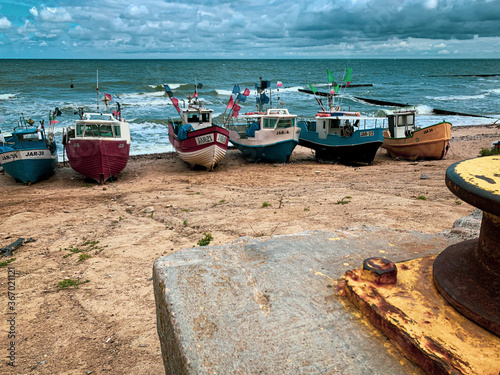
[[297, 112, 384, 164], [224, 79, 301, 163], [0, 114, 58, 184], [298, 68, 384, 164]]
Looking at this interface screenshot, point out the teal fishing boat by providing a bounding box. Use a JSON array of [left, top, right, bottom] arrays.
[[298, 68, 384, 164], [224, 80, 301, 163], [0, 113, 59, 184]]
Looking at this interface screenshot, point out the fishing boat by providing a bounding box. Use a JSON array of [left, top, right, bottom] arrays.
[[381, 109, 452, 160], [297, 68, 384, 164], [224, 80, 301, 163], [0, 113, 58, 184], [63, 80, 131, 183], [165, 84, 229, 170]]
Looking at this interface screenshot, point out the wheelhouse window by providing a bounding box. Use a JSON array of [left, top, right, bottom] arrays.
[[17, 133, 40, 141], [276, 118, 295, 128], [75, 123, 121, 137]]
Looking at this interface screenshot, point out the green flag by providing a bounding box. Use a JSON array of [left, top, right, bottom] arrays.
[[332, 83, 339, 94], [343, 67, 352, 83], [308, 83, 317, 94], [327, 69, 335, 83]]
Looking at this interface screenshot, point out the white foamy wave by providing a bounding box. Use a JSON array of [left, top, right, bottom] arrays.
[[0, 93, 16, 100], [216, 89, 233, 96], [163, 83, 182, 90], [486, 88, 500, 95], [415, 105, 434, 115], [431, 94, 487, 101]]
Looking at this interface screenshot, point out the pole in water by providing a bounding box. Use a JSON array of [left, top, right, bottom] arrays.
[[70, 79, 74, 89], [96, 69, 100, 112]]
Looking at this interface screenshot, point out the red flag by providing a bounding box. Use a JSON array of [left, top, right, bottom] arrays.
[[171, 97, 181, 114], [50, 120, 58, 125], [227, 95, 234, 109], [104, 93, 112, 101], [233, 103, 241, 112], [232, 110, 239, 118], [113, 110, 121, 117], [243, 88, 250, 96], [193, 92, 198, 98], [277, 81, 283, 87]]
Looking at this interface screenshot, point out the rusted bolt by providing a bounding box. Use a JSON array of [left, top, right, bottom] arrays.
[[361, 257, 397, 285]]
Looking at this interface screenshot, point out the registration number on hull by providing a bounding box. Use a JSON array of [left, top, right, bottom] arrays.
[[360, 131, 374, 137], [216, 134, 228, 144], [195, 134, 214, 145]]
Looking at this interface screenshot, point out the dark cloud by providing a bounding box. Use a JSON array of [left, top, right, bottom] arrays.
[[0, 0, 499, 58]]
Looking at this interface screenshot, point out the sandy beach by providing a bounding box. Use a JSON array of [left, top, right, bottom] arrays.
[[1, 123, 499, 374]]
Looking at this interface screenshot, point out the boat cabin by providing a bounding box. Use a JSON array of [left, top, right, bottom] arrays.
[[315, 114, 360, 139], [230, 108, 297, 138], [67, 113, 130, 141], [182, 107, 213, 131], [387, 110, 416, 138]]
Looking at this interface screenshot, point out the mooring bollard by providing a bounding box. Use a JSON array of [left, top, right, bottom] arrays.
[[433, 155, 500, 336]]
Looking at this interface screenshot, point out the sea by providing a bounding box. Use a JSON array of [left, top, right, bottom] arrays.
[[0, 59, 499, 159]]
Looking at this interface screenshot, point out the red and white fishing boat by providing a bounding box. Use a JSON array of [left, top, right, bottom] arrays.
[[63, 83, 131, 183], [165, 84, 229, 170]]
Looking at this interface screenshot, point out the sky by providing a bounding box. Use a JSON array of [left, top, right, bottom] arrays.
[[0, 0, 499, 59]]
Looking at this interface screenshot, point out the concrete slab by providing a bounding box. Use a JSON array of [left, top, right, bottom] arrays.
[[344, 255, 500, 375], [154, 227, 459, 374]]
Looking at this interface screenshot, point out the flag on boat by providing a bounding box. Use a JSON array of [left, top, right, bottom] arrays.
[[308, 84, 317, 94], [197, 83, 203, 89], [332, 83, 339, 94], [343, 67, 352, 86], [233, 103, 241, 112], [227, 95, 234, 109], [243, 88, 250, 96], [171, 97, 181, 114], [236, 93, 247, 103], [232, 85, 240, 95], [232, 110, 239, 118], [104, 93, 112, 101], [327, 70, 335, 83], [193, 92, 198, 98], [113, 110, 121, 117], [50, 111, 58, 125], [258, 93, 270, 104], [163, 84, 173, 98], [277, 81, 283, 87]]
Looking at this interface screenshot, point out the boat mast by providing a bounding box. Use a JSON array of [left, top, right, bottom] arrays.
[[96, 69, 100, 112]]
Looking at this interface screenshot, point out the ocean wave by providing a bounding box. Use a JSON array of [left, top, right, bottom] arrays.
[[0, 93, 16, 100], [431, 94, 487, 101], [486, 88, 500, 95]]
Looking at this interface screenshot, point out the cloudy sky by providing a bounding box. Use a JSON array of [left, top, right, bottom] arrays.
[[0, 0, 499, 59]]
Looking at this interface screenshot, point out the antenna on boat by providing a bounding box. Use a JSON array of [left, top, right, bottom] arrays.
[[96, 69, 100, 112]]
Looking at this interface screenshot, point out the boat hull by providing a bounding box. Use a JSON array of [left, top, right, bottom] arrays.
[[65, 139, 130, 183], [298, 122, 384, 164], [381, 122, 452, 160], [230, 138, 299, 163], [0, 147, 58, 184], [168, 124, 229, 169], [228, 126, 301, 163]]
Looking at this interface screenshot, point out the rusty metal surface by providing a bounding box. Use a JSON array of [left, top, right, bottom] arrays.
[[433, 237, 500, 336], [436, 156, 500, 336], [344, 256, 500, 375]]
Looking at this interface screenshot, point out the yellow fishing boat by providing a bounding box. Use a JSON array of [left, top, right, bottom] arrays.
[[381, 109, 452, 160]]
